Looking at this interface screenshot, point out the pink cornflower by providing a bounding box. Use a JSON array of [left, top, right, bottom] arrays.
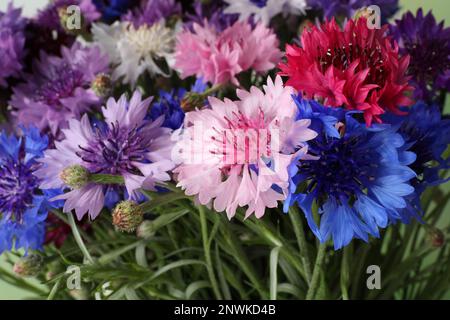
[[174, 20, 282, 86], [173, 76, 317, 219]]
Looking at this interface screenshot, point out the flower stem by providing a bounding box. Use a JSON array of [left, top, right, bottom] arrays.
[[306, 242, 327, 300], [198, 205, 223, 299], [90, 173, 124, 185], [47, 279, 61, 300], [67, 213, 95, 264], [289, 206, 312, 284]]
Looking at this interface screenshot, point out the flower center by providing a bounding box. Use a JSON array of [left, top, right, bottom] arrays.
[[35, 63, 84, 109], [77, 123, 152, 175], [405, 40, 450, 83], [301, 135, 379, 200], [212, 109, 272, 171], [125, 23, 173, 58], [0, 158, 38, 220], [318, 43, 387, 87]]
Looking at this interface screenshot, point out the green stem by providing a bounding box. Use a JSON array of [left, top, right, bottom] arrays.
[[203, 84, 222, 96], [139, 192, 189, 213], [0, 266, 47, 296], [289, 207, 312, 284], [306, 242, 327, 300], [198, 205, 222, 299], [221, 219, 268, 298], [47, 279, 61, 300], [67, 213, 95, 264], [340, 245, 351, 300], [90, 173, 124, 185]]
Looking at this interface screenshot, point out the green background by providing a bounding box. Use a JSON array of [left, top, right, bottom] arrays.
[[0, 0, 449, 299]]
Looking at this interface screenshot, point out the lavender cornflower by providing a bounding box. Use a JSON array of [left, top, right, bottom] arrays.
[[10, 42, 109, 136], [34, 91, 175, 220]]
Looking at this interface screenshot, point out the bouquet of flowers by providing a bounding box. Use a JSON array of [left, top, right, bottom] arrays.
[[0, 0, 449, 300]]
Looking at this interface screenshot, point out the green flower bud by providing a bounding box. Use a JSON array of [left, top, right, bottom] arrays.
[[136, 220, 155, 239], [112, 201, 144, 233], [13, 254, 44, 278], [91, 73, 113, 98], [60, 165, 90, 189]]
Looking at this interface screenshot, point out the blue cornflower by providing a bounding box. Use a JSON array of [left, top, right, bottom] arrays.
[[93, 0, 139, 22], [149, 78, 207, 130], [149, 89, 187, 130], [386, 102, 450, 183], [285, 95, 417, 249], [383, 102, 450, 222], [0, 127, 57, 254]]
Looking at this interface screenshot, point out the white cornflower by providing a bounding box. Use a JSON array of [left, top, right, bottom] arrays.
[[224, 0, 308, 26], [92, 21, 177, 86]]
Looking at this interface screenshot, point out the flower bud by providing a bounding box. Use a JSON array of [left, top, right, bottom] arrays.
[[60, 165, 90, 189], [181, 92, 205, 111], [112, 201, 144, 233], [58, 6, 85, 35], [427, 226, 445, 248], [136, 220, 155, 239], [91, 73, 112, 98], [13, 254, 44, 278]]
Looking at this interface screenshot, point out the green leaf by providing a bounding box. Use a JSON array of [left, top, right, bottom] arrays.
[[150, 259, 205, 281], [139, 192, 189, 213], [185, 281, 211, 299], [98, 240, 144, 265], [270, 246, 281, 300]]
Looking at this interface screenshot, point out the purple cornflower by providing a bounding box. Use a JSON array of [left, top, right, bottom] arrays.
[[10, 42, 109, 136], [34, 91, 175, 220], [123, 0, 182, 28], [308, 0, 398, 22], [391, 9, 450, 103], [186, 0, 238, 32], [0, 3, 26, 87]]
